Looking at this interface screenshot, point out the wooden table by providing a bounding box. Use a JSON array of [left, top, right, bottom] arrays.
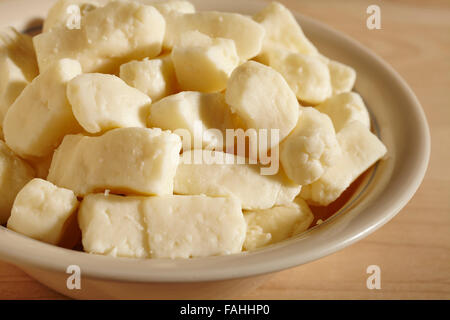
[[1, 0, 449, 299]]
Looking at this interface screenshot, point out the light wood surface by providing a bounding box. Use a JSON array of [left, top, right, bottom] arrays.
[[1, 0, 449, 300]]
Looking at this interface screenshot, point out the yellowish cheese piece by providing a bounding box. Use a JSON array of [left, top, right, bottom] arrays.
[[119, 55, 178, 102], [244, 197, 313, 250], [253, 2, 318, 58], [78, 193, 246, 259], [0, 141, 35, 224], [151, 0, 195, 16], [34, 1, 165, 73], [0, 28, 39, 124], [315, 92, 370, 132], [164, 11, 265, 60], [280, 107, 341, 185], [78, 194, 148, 258], [148, 91, 236, 150], [67, 73, 151, 134], [3, 59, 82, 158], [174, 150, 301, 210], [269, 51, 332, 105], [43, 0, 194, 33], [42, 0, 110, 32], [142, 195, 245, 259], [7, 178, 79, 245], [225, 61, 299, 152], [328, 59, 356, 95], [171, 32, 239, 93], [301, 121, 387, 206], [47, 127, 182, 196]]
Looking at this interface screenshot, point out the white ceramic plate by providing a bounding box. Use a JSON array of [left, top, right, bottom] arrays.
[[0, 0, 430, 299]]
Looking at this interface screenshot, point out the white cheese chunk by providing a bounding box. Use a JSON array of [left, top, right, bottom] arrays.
[[34, 1, 165, 73], [78, 194, 148, 258], [301, 121, 387, 206], [269, 50, 332, 105], [43, 0, 110, 32], [174, 150, 300, 210], [148, 91, 236, 150], [67, 73, 151, 134], [225, 61, 299, 153], [164, 11, 265, 61], [0, 140, 35, 224], [78, 193, 246, 259], [119, 54, 178, 102], [47, 127, 182, 196], [151, 0, 195, 16], [328, 59, 356, 95], [253, 2, 318, 57], [0, 27, 39, 124], [171, 32, 239, 93], [7, 178, 79, 246], [244, 197, 313, 250], [142, 195, 245, 259], [280, 107, 341, 185], [316, 92, 370, 132], [43, 0, 194, 33], [3, 59, 82, 158]]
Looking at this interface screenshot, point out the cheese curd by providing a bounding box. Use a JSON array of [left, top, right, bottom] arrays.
[[48, 127, 182, 196], [164, 11, 265, 61], [174, 150, 301, 210], [67, 73, 151, 133], [244, 197, 313, 250], [7, 178, 79, 246], [119, 54, 178, 102], [148, 91, 236, 150], [280, 107, 341, 185], [328, 59, 357, 95], [3, 58, 82, 158], [225, 61, 300, 153], [34, 1, 165, 73], [253, 2, 318, 57], [315, 92, 370, 132], [269, 51, 332, 105], [171, 32, 239, 93]]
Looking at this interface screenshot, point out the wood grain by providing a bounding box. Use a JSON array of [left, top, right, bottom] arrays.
[[0, 0, 449, 300]]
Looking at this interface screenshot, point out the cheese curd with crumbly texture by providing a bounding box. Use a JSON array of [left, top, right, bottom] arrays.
[[171, 31, 240, 93], [48, 127, 182, 196], [316, 92, 370, 132], [2, 1, 388, 259], [164, 11, 265, 61], [301, 121, 387, 206], [79, 193, 246, 259], [34, 1, 166, 73], [244, 197, 313, 250], [7, 178, 79, 245], [120, 54, 178, 102], [280, 107, 341, 186]]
